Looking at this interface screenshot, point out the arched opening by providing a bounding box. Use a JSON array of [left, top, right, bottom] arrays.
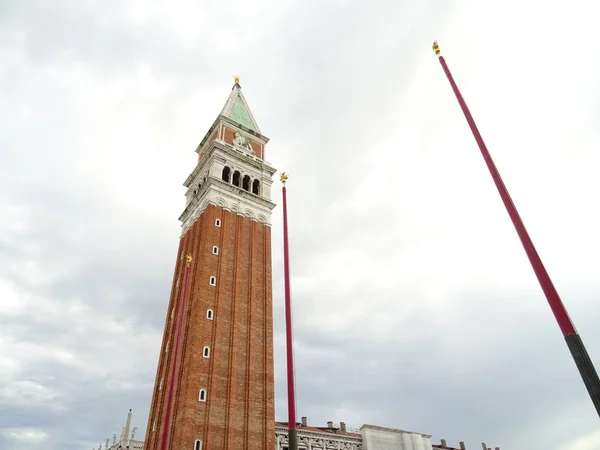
[[222, 166, 231, 183], [252, 179, 260, 195], [242, 175, 251, 191], [232, 171, 241, 187], [194, 439, 203, 450], [199, 388, 207, 402]]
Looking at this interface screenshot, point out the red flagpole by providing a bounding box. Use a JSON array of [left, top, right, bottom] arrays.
[[161, 255, 193, 450], [281, 172, 298, 450], [432, 41, 600, 417]]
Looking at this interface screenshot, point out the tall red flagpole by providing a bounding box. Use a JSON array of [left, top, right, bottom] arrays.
[[281, 172, 299, 450], [432, 41, 600, 417], [161, 254, 193, 450]]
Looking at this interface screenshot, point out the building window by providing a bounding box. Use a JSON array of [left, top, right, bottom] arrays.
[[203, 346, 210, 358], [232, 170, 241, 187], [176, 277, 179, 288], [165, 341, 169, 353], [159, 378, 163, 390], [215, 219, 221, 227], [194, 439, 203, 450], [209, 276, 216, 286], [153, 419, 156, 432], [252, 179, 260, 195], [171, 308, 174, 319], [206, 309, 214, 320], [242, 175, 251, 191], [222, 166, 231, 183], [212, 246, 219, 255], [199, 389, 207, 402]]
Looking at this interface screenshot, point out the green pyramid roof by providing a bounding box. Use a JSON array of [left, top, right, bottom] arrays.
[[220, 83, 261, 133]]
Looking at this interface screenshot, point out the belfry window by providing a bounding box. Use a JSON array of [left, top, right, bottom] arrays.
[[252, 179, 260, 195], [209, 276, 216, 286], [206, 309, 214, 320], [203, 346, 210, 358], [194, 439, 203, 450], [222, 166, 231, 183], [215, 219, 221, 227], [242, 175, 251, 191], [232, 171, 241, 187], [199, 389, 207, 402], [212, 246, 219, 255]]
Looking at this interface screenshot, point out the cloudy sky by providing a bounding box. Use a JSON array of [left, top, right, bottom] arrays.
[[1, 0, 600, 449]]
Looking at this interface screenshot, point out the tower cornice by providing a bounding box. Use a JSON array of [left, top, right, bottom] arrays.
[[179, 178, 276, 233]]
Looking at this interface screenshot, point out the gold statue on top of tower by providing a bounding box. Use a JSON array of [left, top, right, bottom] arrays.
[[280, 172, 288, 185], [185, 254, 193, 267], [234, 75, 240, 84], [432, 40, 441, 55]]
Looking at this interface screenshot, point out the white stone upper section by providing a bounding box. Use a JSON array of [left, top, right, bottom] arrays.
[[179, 138, 276, 233]]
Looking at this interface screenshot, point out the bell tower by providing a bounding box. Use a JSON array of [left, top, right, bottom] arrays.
[[144, 79, 277, 450]]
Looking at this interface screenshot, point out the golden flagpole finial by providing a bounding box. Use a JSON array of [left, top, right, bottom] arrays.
[[280, 172, 288, 185], [185, 254, 193, 267], [234, 75, 240, 84], [432, 40, 441, 56]]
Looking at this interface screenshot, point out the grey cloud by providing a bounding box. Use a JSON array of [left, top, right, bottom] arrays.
[[2, 1, 600, 450]]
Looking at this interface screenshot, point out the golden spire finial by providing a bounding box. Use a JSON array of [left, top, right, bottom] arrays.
[[185, 254, 193, 267], [432, 40, 441, 56], [280, 172, 288, 185], [234, 75, 240, 84]]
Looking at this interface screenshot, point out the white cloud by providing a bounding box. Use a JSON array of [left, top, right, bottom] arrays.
[[1, 427, 49, 443], [561, 430, 600, 450]]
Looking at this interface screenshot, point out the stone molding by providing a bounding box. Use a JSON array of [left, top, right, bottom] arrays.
[[275, 426, 362, 450]]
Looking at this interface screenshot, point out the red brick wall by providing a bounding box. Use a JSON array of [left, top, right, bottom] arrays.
[[145, 204, 275, 450]]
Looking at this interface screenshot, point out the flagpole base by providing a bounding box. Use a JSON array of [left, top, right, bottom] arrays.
[[565, 333, 600, 418], [288, 428, 299, 450]]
